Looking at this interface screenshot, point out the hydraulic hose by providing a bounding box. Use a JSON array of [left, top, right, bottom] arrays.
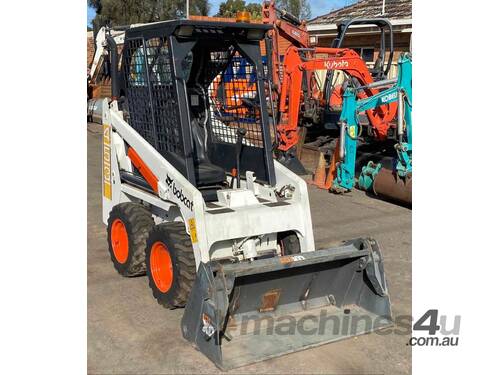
[[105, 34, 120, 99]]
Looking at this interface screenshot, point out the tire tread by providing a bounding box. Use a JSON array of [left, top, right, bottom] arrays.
[[107, 202, 154, 277]]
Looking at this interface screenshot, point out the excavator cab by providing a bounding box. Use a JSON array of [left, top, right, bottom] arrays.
[[331, 18, 394, 81], [324, 18, 394, 103]]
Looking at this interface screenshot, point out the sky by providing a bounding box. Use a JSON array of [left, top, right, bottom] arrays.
[[88, 6, 96, 27], [87, 0, 356, 27], [208, 0, 355, 18]]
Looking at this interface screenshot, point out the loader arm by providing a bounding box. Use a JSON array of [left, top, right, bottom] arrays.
[[277, 46, 398, 152]]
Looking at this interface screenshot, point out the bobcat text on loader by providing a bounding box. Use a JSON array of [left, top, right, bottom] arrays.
[[99, 19, 393, 370]]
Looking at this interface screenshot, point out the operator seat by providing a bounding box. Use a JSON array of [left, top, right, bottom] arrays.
[[190, 117, 226, 187], [369, 56, 384, 81]]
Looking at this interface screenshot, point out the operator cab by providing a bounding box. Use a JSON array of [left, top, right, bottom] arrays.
[[119, 20, 275, 200], [331, 18, 394, 81]]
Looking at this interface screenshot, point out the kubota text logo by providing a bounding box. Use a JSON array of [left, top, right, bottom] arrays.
[[324, 60, 349, 70], [102, 124, 112, 200]]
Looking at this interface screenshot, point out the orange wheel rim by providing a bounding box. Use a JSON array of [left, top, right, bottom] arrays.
[[150, 242, 173, 293], [111, 219, 129, 264]]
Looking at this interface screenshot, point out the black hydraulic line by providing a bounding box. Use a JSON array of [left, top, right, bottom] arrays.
[[120, 171, 155, 194], [356, 78, 397, 91], [265, 35, 279, 149], [105, 35, 120, 99], [276, 7, 301, 26], [235, 128, 247, 188], [109, 24, 131, 31]]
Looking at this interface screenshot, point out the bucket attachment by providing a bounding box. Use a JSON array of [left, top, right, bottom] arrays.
[[277, 152, 308, 175], [181, 238, 392, 370], [373, 168, 412, 205]]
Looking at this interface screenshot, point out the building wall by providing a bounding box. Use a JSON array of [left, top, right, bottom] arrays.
[[317, 33, 411, 56], [87, 33, 113, 99], [87, 33, 95, 69]]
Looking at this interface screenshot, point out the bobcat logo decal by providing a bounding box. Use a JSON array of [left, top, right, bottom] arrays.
[[165, 174, 193, 211]]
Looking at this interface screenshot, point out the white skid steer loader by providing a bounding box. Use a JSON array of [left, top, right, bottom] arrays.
[[100, 19, 392, 370]]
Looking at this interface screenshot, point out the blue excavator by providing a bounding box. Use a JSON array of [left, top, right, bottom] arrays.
[[331, 53, 412, 204]]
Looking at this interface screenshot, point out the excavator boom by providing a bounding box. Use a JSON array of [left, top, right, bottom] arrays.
[[277, 47, 398, 152]]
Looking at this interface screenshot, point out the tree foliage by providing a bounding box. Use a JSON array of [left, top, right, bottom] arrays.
[[216, 0, 262, 20], [88, 0, 210, 29], [276, 0, 311, 20], [245, 3, 262, 19]]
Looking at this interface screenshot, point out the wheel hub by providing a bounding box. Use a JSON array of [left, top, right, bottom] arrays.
[[150, 242, 173, 293], [111, 219, 128, 264]]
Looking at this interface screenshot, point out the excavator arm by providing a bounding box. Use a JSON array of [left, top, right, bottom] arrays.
[[333, 54, 412, 201], [277, 46, 398, 152], [262, 0, 311, 96]]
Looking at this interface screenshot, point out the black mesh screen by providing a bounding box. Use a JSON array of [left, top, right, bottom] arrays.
[[123, 37, 183, 157], [205, 49, 264, 148]]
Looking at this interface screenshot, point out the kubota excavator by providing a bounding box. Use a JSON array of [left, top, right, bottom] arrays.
[[260, 2, 398, 171], [276, 45, 397, 167]]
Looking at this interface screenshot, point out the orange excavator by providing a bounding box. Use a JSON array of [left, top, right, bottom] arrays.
[[276, 46, 397, 153], [262, 0, 315, 98], [261, 1, 397, 170]]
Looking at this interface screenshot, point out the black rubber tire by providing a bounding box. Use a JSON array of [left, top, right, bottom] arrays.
[[145, 222, 196, 309], [278, 231, 301, 255], [107, 202, 154, 277]]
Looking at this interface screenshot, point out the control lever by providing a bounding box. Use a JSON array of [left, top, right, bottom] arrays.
[[235, 127, 247, 188]]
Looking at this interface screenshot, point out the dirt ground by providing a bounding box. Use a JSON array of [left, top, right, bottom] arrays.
[[87, 122, 411, 374]]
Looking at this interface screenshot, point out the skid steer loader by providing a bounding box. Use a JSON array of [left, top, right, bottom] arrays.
[[100, 19, 392, 370]]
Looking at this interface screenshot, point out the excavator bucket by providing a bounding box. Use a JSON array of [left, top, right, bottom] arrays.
[[181, 238, 392, 370]]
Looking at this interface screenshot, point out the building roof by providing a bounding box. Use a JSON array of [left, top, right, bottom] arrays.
[[308, 0, 412, 25]]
